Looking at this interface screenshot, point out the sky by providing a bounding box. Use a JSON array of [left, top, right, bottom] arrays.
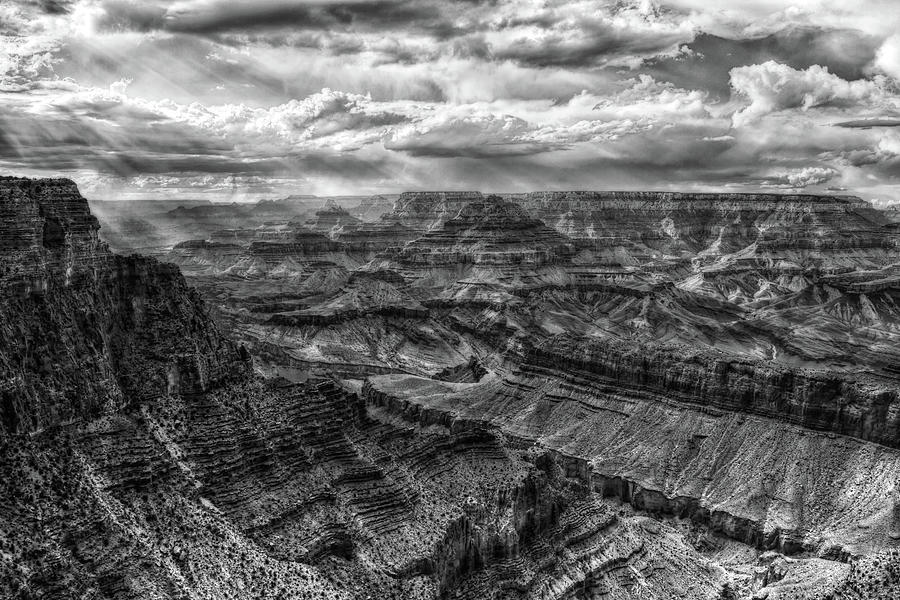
[[2, 1, 900, 202]]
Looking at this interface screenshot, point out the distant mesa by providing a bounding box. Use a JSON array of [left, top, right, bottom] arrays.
[[398, 195, 576, 265], [304, 198, 362, 237], [173, 239, 241, 250], [349, 194, 395, 222]]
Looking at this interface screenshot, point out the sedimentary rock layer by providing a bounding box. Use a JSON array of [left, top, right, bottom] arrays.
[[1, 178, 743, 599], [11, 180, 900, 598]]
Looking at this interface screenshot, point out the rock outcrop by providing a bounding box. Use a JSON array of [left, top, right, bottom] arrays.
[[398, 196, 576, 266], [303, 199, 361, 238], [514, 191, 893, 260], [383, 191, 485, 233], [0, 178, 242, 435]]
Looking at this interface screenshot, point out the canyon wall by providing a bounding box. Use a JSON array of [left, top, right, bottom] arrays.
[[8, 180, 900, 598]]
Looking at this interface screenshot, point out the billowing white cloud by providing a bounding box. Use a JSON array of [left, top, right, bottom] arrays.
[[666, 0, 900, 39], [484, 0, 696, 68], [874, 34, 900, 81], [386, 112, 539, 157], [730, 61, 888, 126], [769, 166, 839, 188]]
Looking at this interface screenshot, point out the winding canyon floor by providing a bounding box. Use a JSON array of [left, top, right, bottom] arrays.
[[3, 181, 900, 599]]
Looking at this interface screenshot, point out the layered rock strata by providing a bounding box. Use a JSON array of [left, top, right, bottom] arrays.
[[2, 178, 744, 599], [398, 197, 576, 266], [66, 184, 900, 597]]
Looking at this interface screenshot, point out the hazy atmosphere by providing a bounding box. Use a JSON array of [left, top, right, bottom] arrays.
[[3, 0, 900, 201]]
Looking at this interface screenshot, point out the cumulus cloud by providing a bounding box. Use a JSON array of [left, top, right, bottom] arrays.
[[642, 28, 881, 100], [0, 81, 411, 180], [666, 0, 900, 40], [386, 112, 542, 157], [874, 34, 900, 80], [486, 1, 695, 68], [769, 166, 839, 188], [186, 88, 408, 148], [36, 83, 405, 148], [730, 61, 887, 126], [385, 76, 716, 157]]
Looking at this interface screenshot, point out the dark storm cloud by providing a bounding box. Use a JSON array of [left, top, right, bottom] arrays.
[[491, 20, 689, 68], [96, 0, 456, 36], [17, 0, 74, 14], [835, 119, 900, 128], [170, 1, 442, 35], [643, 28, 880, 99], [89, 0, 695, 70]]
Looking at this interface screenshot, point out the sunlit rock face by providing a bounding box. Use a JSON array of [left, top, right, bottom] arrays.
[[303, 199, 362, 239], [7, 179, 900, 599], [349, 194, 396, 222], [383, 191, 486, 233], [398, 196, 576, 266], [514, 191, 893, 260], [0, 178, 242, 435]]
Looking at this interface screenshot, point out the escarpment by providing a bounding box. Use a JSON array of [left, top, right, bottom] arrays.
[[0, 178, 242, 436], [526, 336, 900, 448], [398, 196, 576, 266], [509, 191, 897, 273], [363, 372, 900, 561]]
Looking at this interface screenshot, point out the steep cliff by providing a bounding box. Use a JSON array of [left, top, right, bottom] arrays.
[[515, 191, 892, 258], [0, 178, 242, 436], [398, 196, 576, 266]]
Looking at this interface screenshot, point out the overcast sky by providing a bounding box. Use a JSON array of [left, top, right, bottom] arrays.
[[2, 0, 900, 202]]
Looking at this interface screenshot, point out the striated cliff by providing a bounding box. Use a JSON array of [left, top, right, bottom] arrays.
[[398, 196, 576, 266], [0, 178, 242, 436], [383, 191, 485, 233], [510, 191, 897, 269], [527, 335, 900, 448]]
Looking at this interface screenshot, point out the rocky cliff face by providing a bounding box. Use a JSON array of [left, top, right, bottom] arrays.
[[384, 191, 485, 233], [515, 191, 889, 256], [527, 335, 900, 448], [303, 200, 362, 239], [398, 196, 575, 266], [0, 178, 242, 436], [349, 194, 396, 222]]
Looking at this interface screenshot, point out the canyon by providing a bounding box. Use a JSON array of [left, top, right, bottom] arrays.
[[2, 178, 900, 599]]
